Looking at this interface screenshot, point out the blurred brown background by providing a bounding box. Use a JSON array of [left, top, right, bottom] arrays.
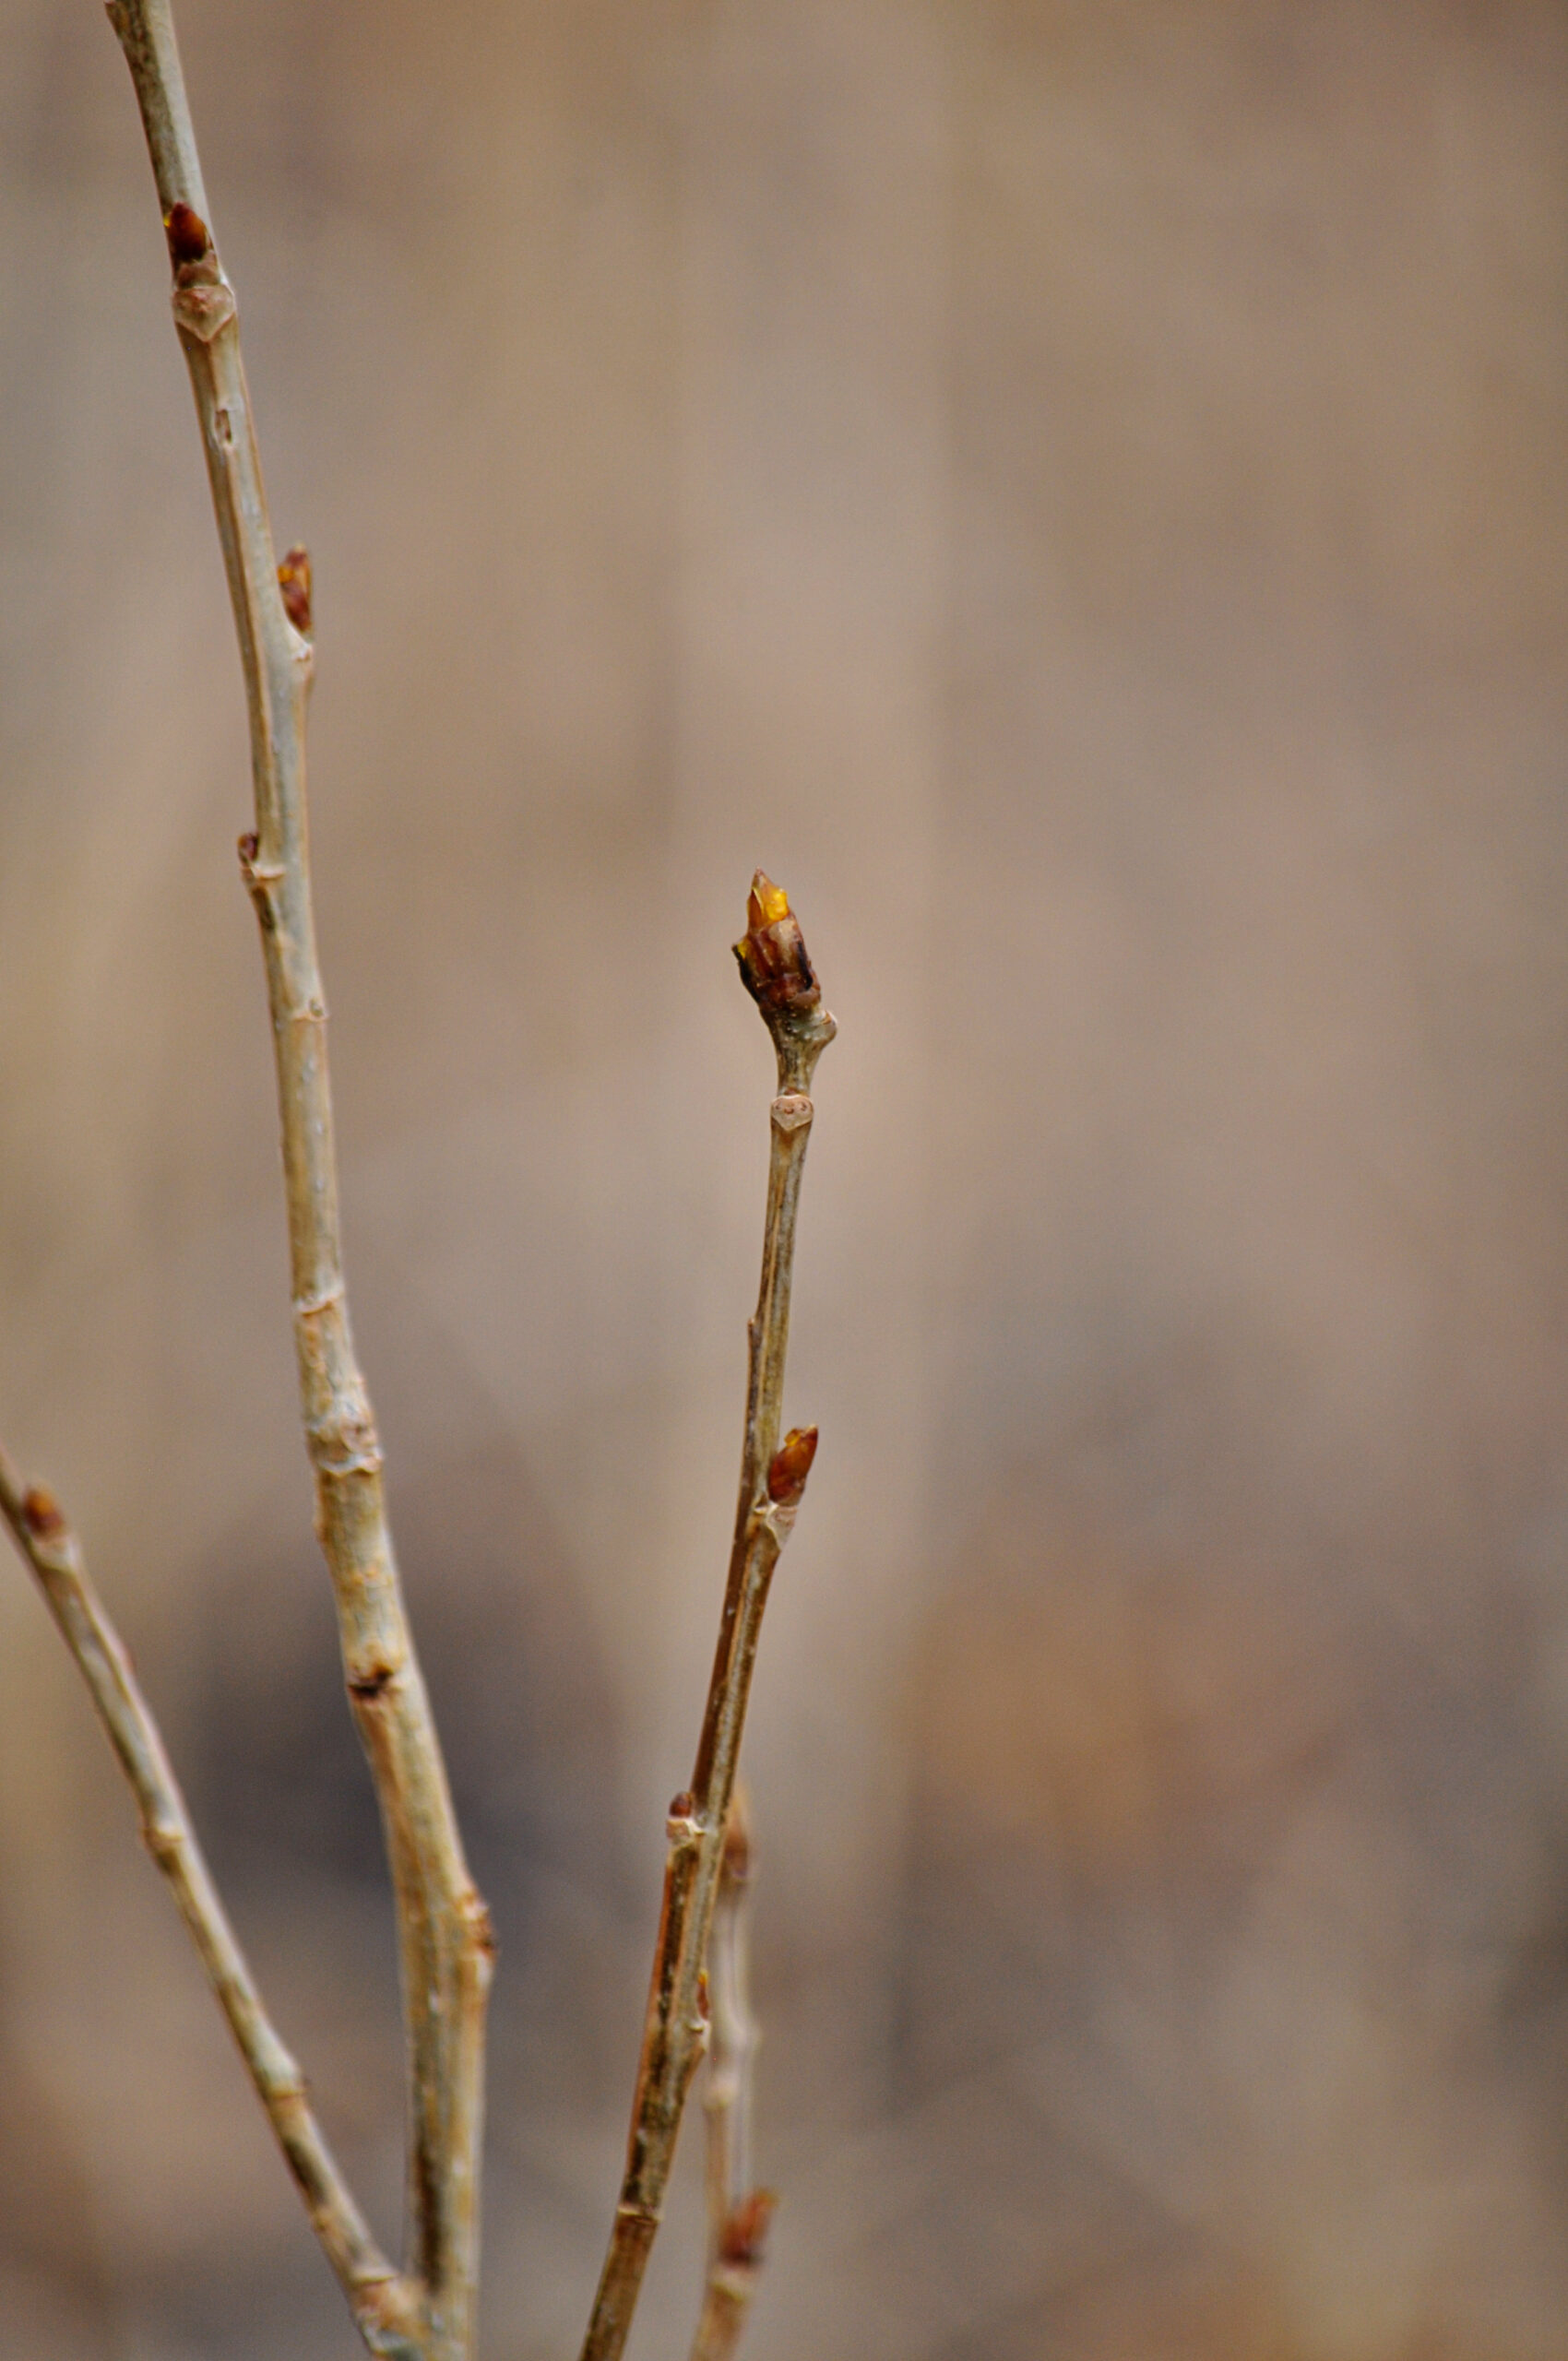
[[3, 1, 1568, 2354]]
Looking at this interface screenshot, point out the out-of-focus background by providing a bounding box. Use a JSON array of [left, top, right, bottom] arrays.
[[2, 1, 1567, 2354]]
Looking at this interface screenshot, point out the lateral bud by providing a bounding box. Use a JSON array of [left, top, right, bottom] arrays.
[[19, 1484, 65, 1542], [163, 201, 210, 267], [666, 1789, 702, 1846], [163, 202, 236, 345], [734, 872, 819, 1014], [278, 545, 313, 636], [719, 2189, 777, 2270], [766, 1425, 818, 1507]]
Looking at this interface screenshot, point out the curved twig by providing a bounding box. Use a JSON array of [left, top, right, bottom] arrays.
[[0, 1449, 423, 2359]]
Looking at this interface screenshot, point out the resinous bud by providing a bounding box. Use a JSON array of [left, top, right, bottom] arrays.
[[747, 874, 790, 931], [735, 870, 819, 1013]]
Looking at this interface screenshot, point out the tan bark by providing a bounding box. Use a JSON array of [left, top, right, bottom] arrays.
[[689, 1790, 774, 2361], [577, 876, 833, 2361], [0, 1453, 423, 2358], [95, 7, 493, 2353]]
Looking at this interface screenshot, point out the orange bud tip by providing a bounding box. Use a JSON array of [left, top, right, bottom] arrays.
[[163, 201, 210, 266], [278, 545, 313, 635], [736, 873, 819, 1013], [668, 1789, 695, 1822], [696, 1968, 711, 2021], [746, 871, 790, 932], [719, 2190, 778, 2268], [20, 1486, 65, 1541], [766, 1425, 818, 1505], [237, 832, 259, 865]]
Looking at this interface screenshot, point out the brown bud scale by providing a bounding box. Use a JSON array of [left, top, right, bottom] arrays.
[[766, 1425, 818, 1505], [20, 1485, 65, 1540], [278, 545, 313, 635], [719, 2189, 777, 2268], [163, 201, 210, 266], [734, 870, 820, 1014]]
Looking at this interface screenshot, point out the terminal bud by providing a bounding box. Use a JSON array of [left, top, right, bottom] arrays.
[[734, 872, 819, 1014]]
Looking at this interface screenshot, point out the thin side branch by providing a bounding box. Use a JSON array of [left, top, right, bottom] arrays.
[[578, 875, 834, 2361], [104, 8, 492, 2354], [704, 1796, 760, 2246], [690, 1791, 775, 2361], [0, 1450, 422, 2361]]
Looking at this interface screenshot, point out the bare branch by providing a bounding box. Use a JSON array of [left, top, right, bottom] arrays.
[[577, 874, 834, 2361], [690, 1791, 775, 2361], [103, 8, 492, 2353], [0, 1449, 423, 2360]]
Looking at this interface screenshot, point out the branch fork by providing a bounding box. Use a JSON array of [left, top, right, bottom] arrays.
[[4, 10, 837, 2357], [0, 9, 497, 2355]]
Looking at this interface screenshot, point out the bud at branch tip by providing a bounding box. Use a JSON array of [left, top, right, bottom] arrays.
[[734, 870, 820, 1014]]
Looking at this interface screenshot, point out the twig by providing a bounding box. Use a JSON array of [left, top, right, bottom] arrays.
[[704, 1797, 760, 2250], [577, 874, 834, 2361], [103, 8, 493, 2355], [0, 1450, 423, 2361], [690, 1791, 775, 2361]]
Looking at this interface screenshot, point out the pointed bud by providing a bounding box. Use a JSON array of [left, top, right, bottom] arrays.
[[735, 871, 819, 1014], [163, 202, 210, 267], [747, 874, 790, 931], [278, 545, 313, 635], [766, 1425, 818, 1506]]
